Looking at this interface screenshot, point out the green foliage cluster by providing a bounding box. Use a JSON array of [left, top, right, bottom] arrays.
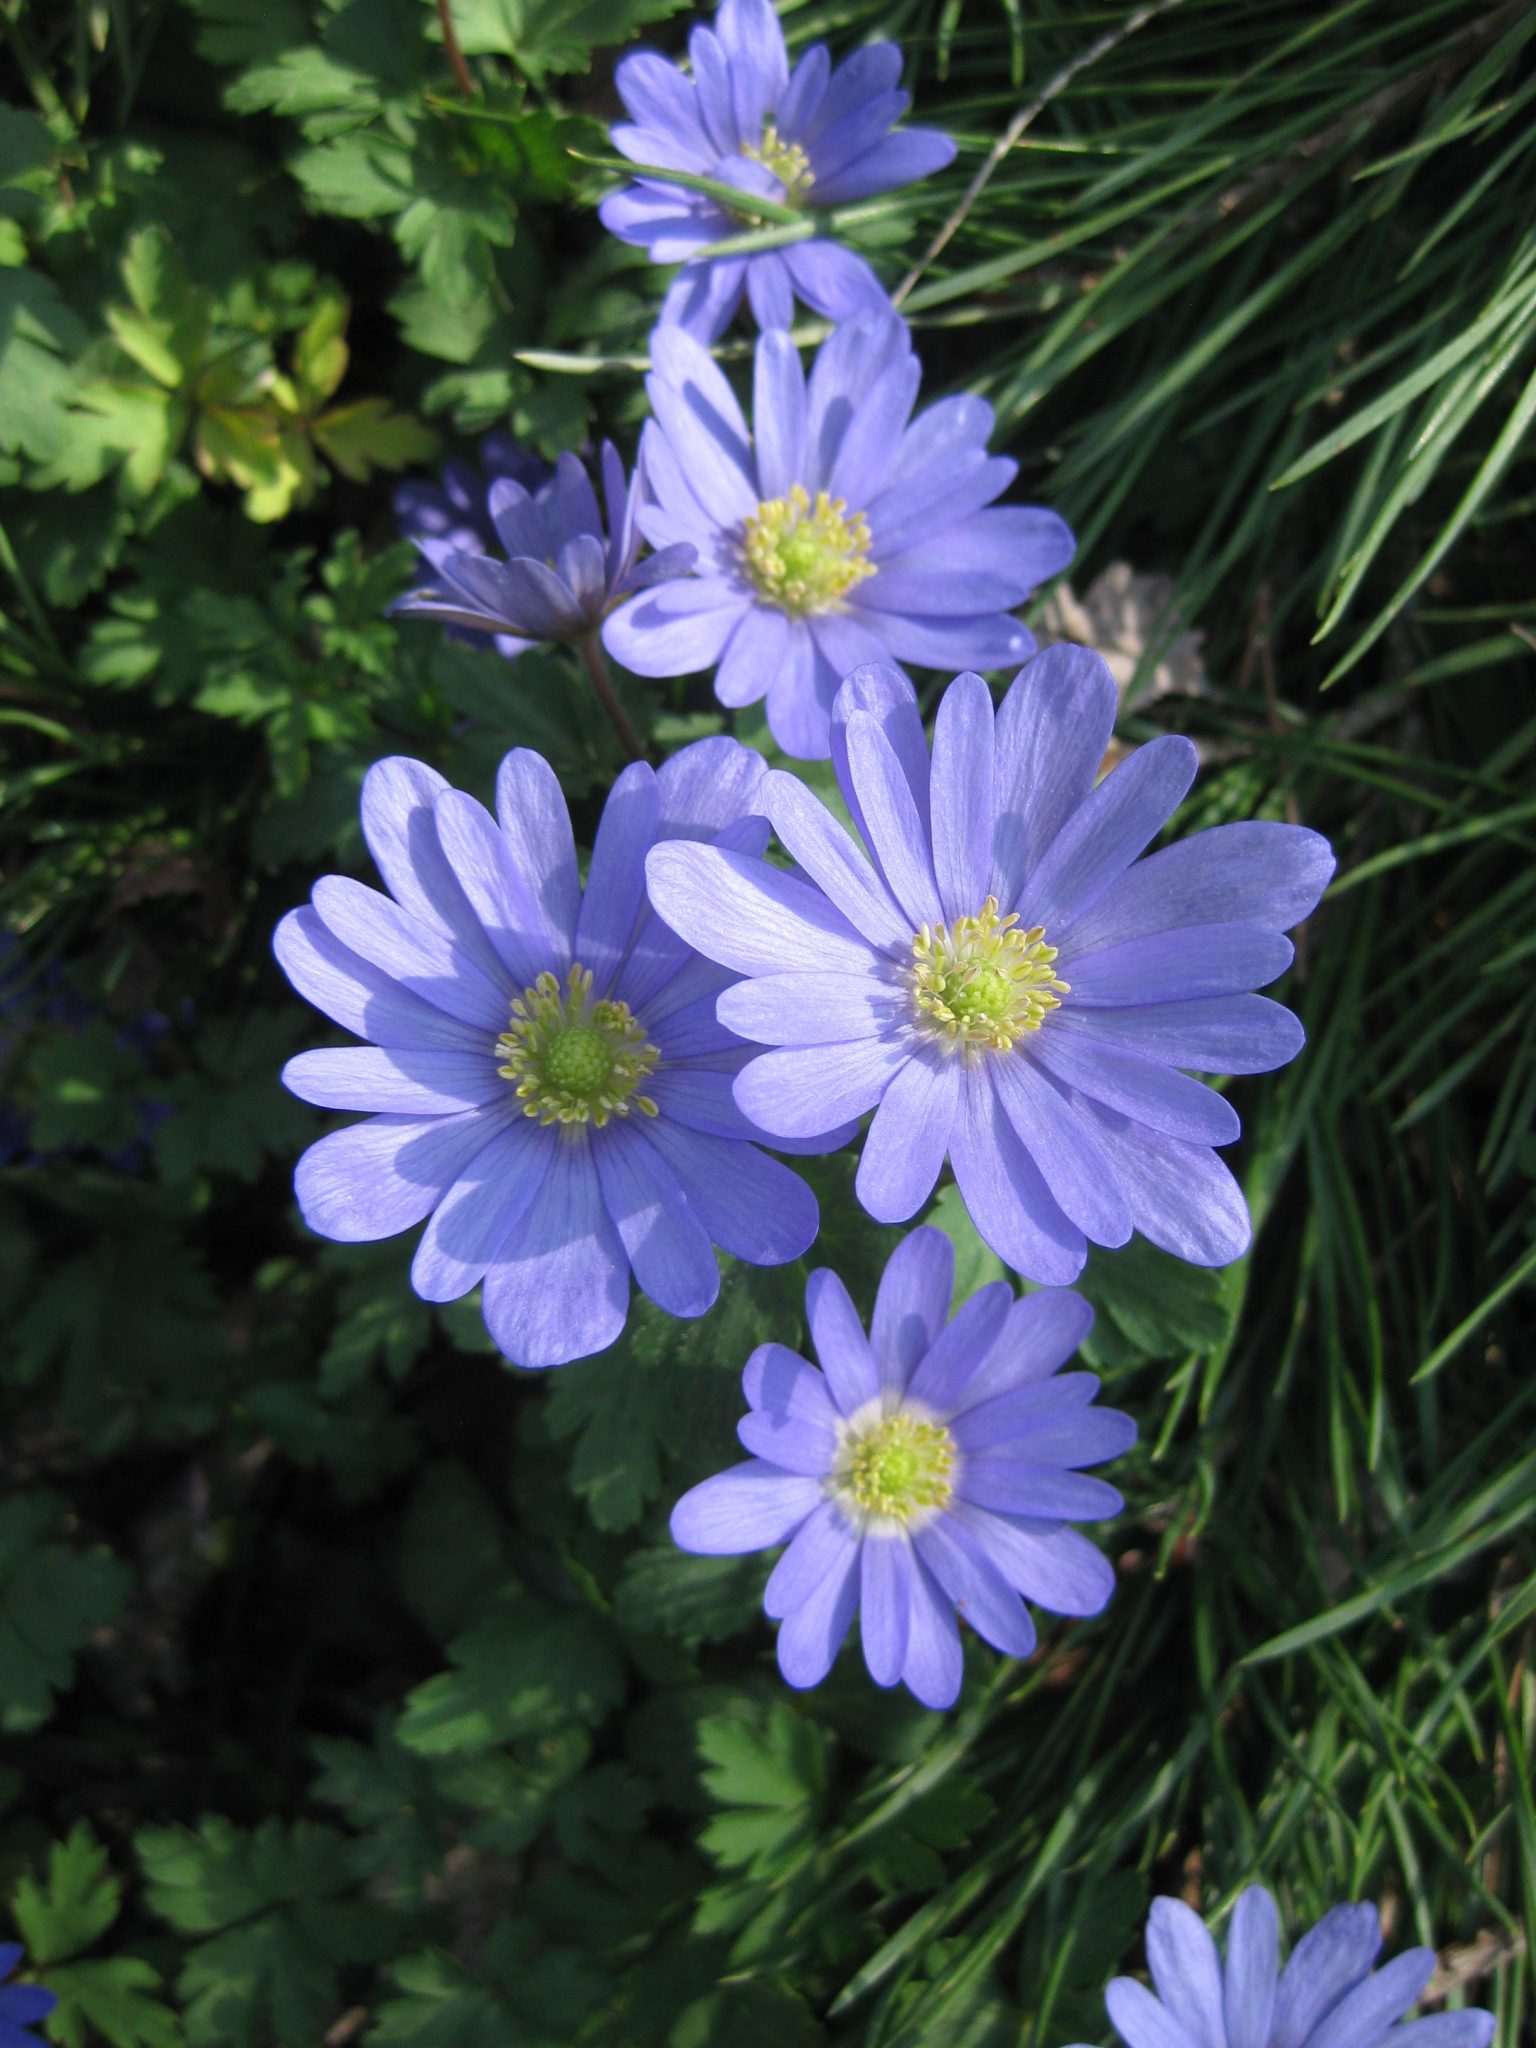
[[1, 0, 1532, 2042]]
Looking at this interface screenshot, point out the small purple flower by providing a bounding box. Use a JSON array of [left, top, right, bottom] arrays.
[[671, 1226, 1132, 1708], [1079, 1887, 1494, 2048], [273, 739, 828, 1368], [599, 0, 955, 341], [394, 433, 550, 659], [646, 652, 1335, 1283], [0, 1943, 56, 2048], [393, 431, 549, 552], [392, 445, 696, 657], [604, 312, 1074, 759]]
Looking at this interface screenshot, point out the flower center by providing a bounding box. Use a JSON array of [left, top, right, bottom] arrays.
[[909, 896, 1069, 1052], [741, 120, 814, 202], [834, 1410, 956, 1526], [740, 485, 875, 615], [495, 964, 660, 1127]]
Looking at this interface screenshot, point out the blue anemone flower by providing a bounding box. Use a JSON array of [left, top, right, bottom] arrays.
[[599, 0, 955, 340], [394, 433, 549, 659], [604, 312, 1073, 759], [392, 445, 695, 657], [670, 1225, 1133, 1708], [0, 1943, 56, 2048], [1079, 1888, 1494, 2048], [274, 739, 828, 1367], [646, 652, 1335, 1282]]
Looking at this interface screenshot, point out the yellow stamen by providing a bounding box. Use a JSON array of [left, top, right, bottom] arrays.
[[740, 484, 875, 616], [742, 121, 814, 201], [909, 896, 1069, 1053], [833, 1409, 956, 1527], [495, 963, 659, 1127]]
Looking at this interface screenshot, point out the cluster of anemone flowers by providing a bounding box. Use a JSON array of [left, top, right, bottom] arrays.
[[268, 2, 1499, 2037], [298, 0, 1332, 1701]]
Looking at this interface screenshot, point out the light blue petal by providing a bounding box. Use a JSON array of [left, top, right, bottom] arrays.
[[671, 1461, 821, 1554], [869, 1225, 955, 1396]]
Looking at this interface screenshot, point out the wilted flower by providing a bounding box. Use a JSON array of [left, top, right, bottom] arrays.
[[1079, 1888, 1494, 2048], [0, 1943, 56, 2048], [393, 445, 695, 656], [605, 313, 1073, 758], [274, 740, 825, 1367], [671, 1226, 1132, 1707], [647, 652, 1334, 1282], [600, 0, 955, 340]]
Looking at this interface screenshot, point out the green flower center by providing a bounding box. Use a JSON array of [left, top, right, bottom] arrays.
[[909, 896, 1069, 1052], [495, 964, 660, 1128], [834, 1410, 956, 1526], [741, 120, 814, 202], [741, 485, 876, 615]]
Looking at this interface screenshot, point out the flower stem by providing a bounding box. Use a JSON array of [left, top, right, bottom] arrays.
[[578, 636, 647, 763], [435, 0, 476, 99]]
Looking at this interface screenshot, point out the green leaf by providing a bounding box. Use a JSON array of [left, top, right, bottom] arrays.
[[290, 290, 349, 406], [1075, 1235, 1236, 1368], [446, 0, 692, 77], [1016, 1868, 1149, 2047], [372, 1923, 606, 2047], [153, 1010, 312, 1185], [291, 133, 416, 219], [31, 1959, 182, 2048], [312, 396, 438, 482], [671, 1979, 828, 2048], [545, 1262, 800, 1532], [137, 1817, 390, 2048], [397, 1461, 518, 1643], [4, 478, 133, 605], [8, 1206, 226, 1446], [311, 1712, 446, 1902], [0, 268, 88, 464], [396, 1600, 624, 1756], [10, 1825, 182, 2046], [36, 379, 187, 498], [27, 1017, 152, 1157], [0, 104, 52, 189], [0, 1493, 132, 1733], [11, 1821, 122, 1964], [317, 1246, 433, 1396], [223, 43, 376, 120], [696, 1703, 828, 1880], [434, 102, 600, 205], [864, 1779, 997, 1893], [181, 0, 311, 69], [613, 1546, 767, 1649], [116, 230, 209, 383]]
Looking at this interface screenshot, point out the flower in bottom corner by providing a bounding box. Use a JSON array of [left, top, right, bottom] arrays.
[[273, 738, 828, 1368], [669, 1225, 1134, 1708], [0, 1943, 56, 2048], [1076, 1887, 1495, 2048]]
